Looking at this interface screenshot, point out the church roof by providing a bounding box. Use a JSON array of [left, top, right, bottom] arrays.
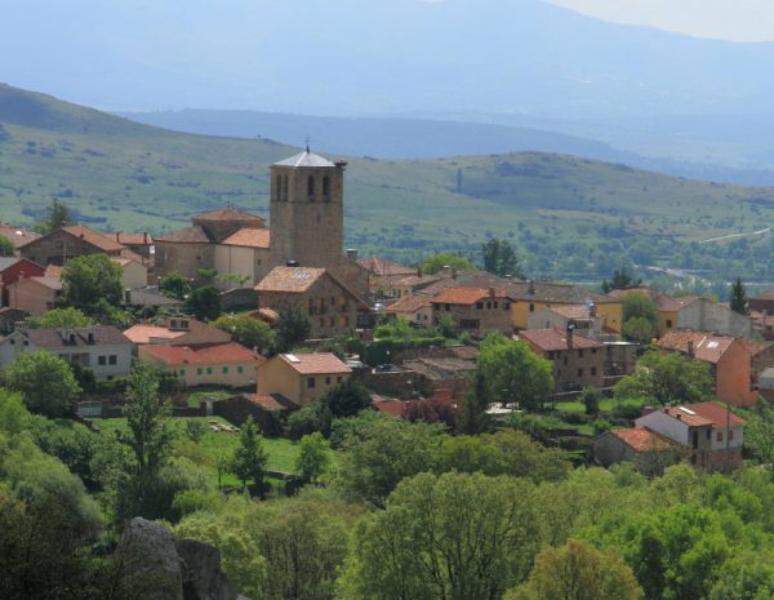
[[193, 208, 265, 224], [273, 150, 336, 168]]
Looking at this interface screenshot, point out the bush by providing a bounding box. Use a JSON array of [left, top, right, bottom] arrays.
[[287, 404, 332, 440]]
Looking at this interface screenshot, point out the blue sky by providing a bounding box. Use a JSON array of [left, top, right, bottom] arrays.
[[547, 0, 774, 42]]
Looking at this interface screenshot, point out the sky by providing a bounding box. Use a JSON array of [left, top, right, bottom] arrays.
[[547, 0, 774, 42]]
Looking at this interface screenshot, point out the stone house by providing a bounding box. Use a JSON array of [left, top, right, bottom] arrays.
[[7, 275, 62, 315], [635, 402, 745, 472], [386, 294, 433, 326], [593, 427, 681, 475], [358, 256, 416, 298], [431, 287, 513, 336], [255, 265, 368, 339], [139, 342, 264, 388], [606, 288, 697, 338], [750, 291, 774, 315], [258, 352, 352, 407], [111, 257, 148, 290], [520, 327, 606, 391], [0, 257, 46, 306], [106, 232, 153, 260], [123, 318, 231, 347], [213, 228, 271, 291], [18, 224, 128, 266], [677, 297, 753, 338], [528, 304, 605, 338], [657, 330, 757, 407], [0, 326, 134, 380]]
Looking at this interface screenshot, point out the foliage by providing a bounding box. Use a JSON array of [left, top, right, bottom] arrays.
[[275, 304, 312, 353], [478, 333, 554, 410], [295, 432, 332, 485], [213, 313, 275, 354], [339, 472, 541, 600], [621, 292, 658, 330], [730, 276, 749, 316], [744, 400, 774, 471], [231, 416, 267, 493], [0, 235, 14, 257], [582, 387, 599, 416], [320, 379, 372, 419], [403, 396, 457, 430], [622, 316, 655, 345], [418, 252, 474, 275], [185, 419, 207, 443], [457, 370, 491, 434], [507, 539, 643, 600], [482, 237, 525, 278], [26, 306, 95, 329], [159, 271, 191, 300], [287, 402, 333, 441], [185, 285, 222, 321], [614, 350, 714, 405], [601, 268, 642, 294], [33, 198, 70, 234], [60, 253, 123, 318], [4, 351, 81, 417]]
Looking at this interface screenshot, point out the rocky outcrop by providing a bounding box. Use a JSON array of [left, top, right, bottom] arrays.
[[116, 518, 241, 600]]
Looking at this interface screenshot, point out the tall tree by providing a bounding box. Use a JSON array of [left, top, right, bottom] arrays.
[[482, 237, 524, 278], [730, 276, 749, 316], [601, 267, 642, 294], [418, 252, 475, 275], [231, 416, 267, 493], [295, 432, 332, 485], [275, 305, 312, 353], [457, 370, 491, 435], [34, 199, 70, 234], [61, 253, 123, 315], [213, 314, 275, 355], [5, 351, 81, 417], [26, 307, 95, 329], [320, 379, 372, 419], [159, 272, 191, 300], [185, 285, 222, 321]]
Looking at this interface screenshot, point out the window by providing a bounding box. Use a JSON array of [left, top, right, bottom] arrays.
[[179, 369, 186, 376], [206, 367, 212, 375], [578, 350, 584, 358], [476, 302, 483, 310], [98, 356, 106, 366], [307, 176, 315, 200], [323, 176, 331, 200], [717, 431, 724, 442], [547, 351, 554, 360], [445, 304, 451, 311], [109, 355, 117, 365], [486, 302, 492, 309], [337, 376, 343, 383], [493, 301, 499, 309], [223, 367, 229, 374], [529, 303, 535, 313], [307, 377, 316, 389], [666, 319, 673, 328], [197, 368, 203, 375], [563, 355, 568, 366], [591, 348, 597, 354], [591, 367, 597, 376], [325, 376, 331, 385], [504, 302, 511, 310], [729, 430, 735, 441], [577, 368, 583, 377], [237, 366, 244, 374]]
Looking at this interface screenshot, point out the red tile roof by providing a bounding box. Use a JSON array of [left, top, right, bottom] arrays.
[[386, 294, 432, 314], [657, 330, 737, 364], [372, 397, 406, 417], [193, 208, 266, 225], [63, 225, 126, 252], [123, 324, 187, 345], [520, 328, 603, 352], [358, 256, 416, 277], [221, 228, 271, 249], [108, 232, 152, 246], [141, 342, 264, 366], [611, 427, 679, 452], [249, 393, 297, 412], [684, 401, 745, 427], [432, 287, 507, 306], [0, 225, 40, 248], [256, 266, 326, 293], [154, 225, 211, 244], [549, 304, 595, 319], [279, 352, 351, 375]]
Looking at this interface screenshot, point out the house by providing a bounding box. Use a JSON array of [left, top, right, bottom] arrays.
[[0, 257, 46, 306], [0, 224, 40, 251], [607, 288, 697, 337], [391, 273, 448, 299], [7, 275, 62, 315], [213, 392, 297, 436], [593, 427, 681, 475], [677, 297, 753, 338], [431, 287, 513, 336], [386, 294, 433, 326], [255, 265, 368, 339], [258, 352, 352, 407], [657, 330, 757, 407], [0, 326, 133, 380], [18, 224, 127, 266], [139, 342, 263, 388], [111, 257, 148, 290], [358, 256, 416, 298], [747, 340, 774, 385], [751, 310, 774, 341], [123, 317, 231, 347], [124, 287, 183, 309], [214, 228, 272, 290], [750, 291, 774, 315], [635, 402, 745, 471], [106, 232, 153, 260], [520, 327, 605, 391], [760, 368, 774, 403], [528, 304, 606, 339], [402, 356, 476, 401]]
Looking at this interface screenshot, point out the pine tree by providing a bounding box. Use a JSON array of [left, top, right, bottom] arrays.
[[231, 416, 267, 493], [457, 370, 490, 435], [730, 276, 749, 316]]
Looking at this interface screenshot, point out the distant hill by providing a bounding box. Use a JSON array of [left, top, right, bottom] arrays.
[[1, 84, 772, 283]]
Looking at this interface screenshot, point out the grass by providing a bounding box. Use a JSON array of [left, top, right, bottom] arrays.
[[185, 388, 236, 409]]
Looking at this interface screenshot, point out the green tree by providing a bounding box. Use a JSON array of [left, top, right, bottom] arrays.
[[614, 350, 714, 405], [159, 271, 191, 300], [61, 253, 123, 315], [622, 316, 655, 345], [185, 285, 222, 321], [601, 268, 642, 294], [275, 305, 312, 352], [0, 234, 14, 257], [185, 419, 207, 443], [231, 416, 267, 493], [418, 252, 474, 275], [621, 293, 658, 330], [744, 400, 774, 471], [295, 432, 332, 485], [482, 237, 524, 278], [287, 402, 333, 440], [457, 370, 491, 434], [581, 387, 600, 416], [339, 472, 541, 600], [213, 313, 275, 354], [33, 198, 70, 234], [5, 351, 81, 417], [506, 539, 643, 600], [730, 276, 749, 316], [321, 379, 372, 419], [26, 307, 95, 329], [478, 334, 554, 410], [709, 552, 774, 600]]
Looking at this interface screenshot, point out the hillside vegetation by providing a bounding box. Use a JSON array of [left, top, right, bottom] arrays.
[[1, 84, 773, 283]]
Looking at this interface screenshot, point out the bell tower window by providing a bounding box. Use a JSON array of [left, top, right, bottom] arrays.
[[275, 175, 282, 201], [307, 176, 316, 201], [282, 176, 289, 201], [323, 176, 331, 201]]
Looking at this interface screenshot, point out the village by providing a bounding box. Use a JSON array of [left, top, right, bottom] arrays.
[[0, 147, 771, 477]]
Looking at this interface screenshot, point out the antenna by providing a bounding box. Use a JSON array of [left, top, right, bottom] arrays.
[[305, 135, 311, 153]]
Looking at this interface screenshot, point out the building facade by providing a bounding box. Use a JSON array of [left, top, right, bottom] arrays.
[[258, 352, 352, 407]]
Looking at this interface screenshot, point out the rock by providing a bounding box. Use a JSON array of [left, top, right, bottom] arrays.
[[116, 518, 184, 600], [177, 539, 237, 600]]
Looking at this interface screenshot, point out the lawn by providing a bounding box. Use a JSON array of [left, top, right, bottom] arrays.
[[554, 396, 645, 416]]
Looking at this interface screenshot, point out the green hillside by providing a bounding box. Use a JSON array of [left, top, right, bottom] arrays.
[[0, 84, 772, 284]]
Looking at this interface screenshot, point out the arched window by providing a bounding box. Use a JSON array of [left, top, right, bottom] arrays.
[[322, 176, 331, 201], [282, 176, 289, 201], [275, 175, 282, 201], [307, 176, 315, 201]]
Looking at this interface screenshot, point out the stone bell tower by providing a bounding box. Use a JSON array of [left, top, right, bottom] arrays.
[[269, 148, 347, 270]]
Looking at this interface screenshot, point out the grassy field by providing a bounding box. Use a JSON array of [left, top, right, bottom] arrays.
[[1, 83, 773, 281]]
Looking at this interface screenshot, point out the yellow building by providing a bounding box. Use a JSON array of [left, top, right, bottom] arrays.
[[607, 289, 697, 338], [258, 352, 352, 407]]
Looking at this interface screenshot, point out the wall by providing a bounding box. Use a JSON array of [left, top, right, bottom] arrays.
[[154, 241, 215, 281], [716, 340, 756, 407], [19, 231, 117, 266], [636, 412, 690, 445], [177, 361, 257, 388], [0, 260, 45, 305], [596, 301, 623, 334], [7, 279, 58, 315], [677, 298, 753, 338], [214, 245, 271, 290], [258, 357, 301, 405], [119, 261, 148, 290], [527, 308, 603, 338], [55, 343, 134, 380], [433, 297, 513, 336], [527, 342, 606, 391]]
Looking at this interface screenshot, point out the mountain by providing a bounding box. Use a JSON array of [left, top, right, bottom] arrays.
[[3, 0, 774, 120], [1, 83, 772, 283]]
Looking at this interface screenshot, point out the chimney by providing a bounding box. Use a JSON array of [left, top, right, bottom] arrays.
[[528, 280, 535, 295], [452, 268, 458, 280], [286, 260, 300, 267], [687, 340, 695, 358], [143, 232, 148, 245], [589, 303, 597, 318], [566, 323, 575, 349], [346, 248, 359, 262]]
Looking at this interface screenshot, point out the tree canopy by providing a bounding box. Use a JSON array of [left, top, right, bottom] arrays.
[[60, 253, 123, 318], [482, 237, 524, 278], [614, 350, 714, 405], [418, 252, 475, 275], [5, 351, 81, 417], [213, 313, 275, 354], [27, 307, 95, 329]]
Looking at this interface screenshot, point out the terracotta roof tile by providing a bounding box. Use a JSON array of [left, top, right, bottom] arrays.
[[26, 326, 131, 347], [657, 330, 737, 364], [141, 342, 264, 366], [372, 397, 406, 417], [520, 328, 603, 352], [386, 294, 432, 314], [108, 232, 152, 245], [27, 276, 62, 290], [154, 225, 211, 244], [193, 208, 266, 225], [279, 352, 351, 375], [684, 401, 745, 427], [249, 393, 297, 412], [0, 225, 40, 248], [432, 287, 508, 306], [221, 228, 271, 249], [256, 266, 325, 293], [123, 325, 187, 345], [611, 427, 678, 452], [549, 304, 595, 319]]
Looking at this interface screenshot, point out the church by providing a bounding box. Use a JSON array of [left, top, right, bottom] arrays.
[[154, 149, 369, 300]]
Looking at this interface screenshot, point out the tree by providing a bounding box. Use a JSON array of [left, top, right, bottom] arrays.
[[213, 313, 275, 354], [26, 307, 95, 329], [0, 235, 14, 257], [33, 198, 70, 234], [506, 539, 643, 600], [61, 253, 123, 316], [614, 350, 714, 405], [159, 272, 191, 300], [482, 237, 524, 278], [730, 276, 749, 316], [622, 316, 655, 345], [339, 472, 541, 600], [275, 305, 312, 353], [231, 416, 267, 493], [457, 370, 491, 435], [295, 432, 332, 485], [621, 293, 658, 329], [5, 351, 81, 417], [744, 400, 774, 471], [478, 334, 554, 410], [321, 379, 372, 419], [418, 252, 475, 275], [581, 387, 600, 416], [287, 402, 333, 440], [601, 267, 642, 294], [185, 285, 222, 321]]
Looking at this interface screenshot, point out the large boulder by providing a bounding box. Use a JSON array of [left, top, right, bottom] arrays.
[[177, 539, 237, 600]]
